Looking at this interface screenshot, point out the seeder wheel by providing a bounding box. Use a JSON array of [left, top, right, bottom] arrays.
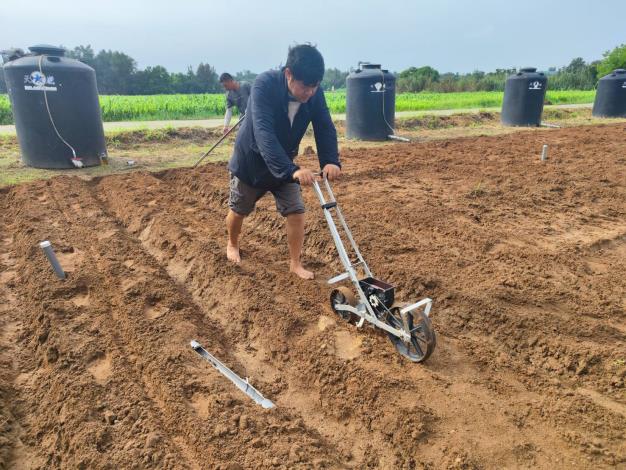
[[386, 302, 436, 363], [330, 287, 357, 322]]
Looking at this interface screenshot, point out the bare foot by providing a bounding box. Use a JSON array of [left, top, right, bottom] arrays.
[[290, 263, 314, 280], [226, 243, 241, 263]]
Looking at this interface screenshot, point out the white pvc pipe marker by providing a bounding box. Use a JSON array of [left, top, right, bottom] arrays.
[[39, 241, 66, 279], [541, 144, 548, 161]]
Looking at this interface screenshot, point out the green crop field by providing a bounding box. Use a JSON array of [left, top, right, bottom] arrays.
[[0, 90, 596, 125]]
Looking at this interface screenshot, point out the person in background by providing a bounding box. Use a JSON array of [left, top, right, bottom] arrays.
[[220, 73, 251, 134]]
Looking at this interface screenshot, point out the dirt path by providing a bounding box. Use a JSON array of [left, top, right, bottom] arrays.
[[0, 122, 624, 469], [0, 104, 593, 136]]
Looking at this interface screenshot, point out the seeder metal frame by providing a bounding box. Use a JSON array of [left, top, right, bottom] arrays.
[[312, 176, 433, 346]]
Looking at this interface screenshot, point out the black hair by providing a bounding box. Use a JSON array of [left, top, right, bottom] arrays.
[[219, 72, 234, 83], [285, 44, 325, 86]]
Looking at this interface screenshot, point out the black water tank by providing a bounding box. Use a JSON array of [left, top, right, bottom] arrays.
[[2, 44, 107, 169], [501, 67, 547, 127], [592, 69, 626, 118], [346, 63, 395, 140]]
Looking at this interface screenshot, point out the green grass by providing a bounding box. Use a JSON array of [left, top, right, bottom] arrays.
[[0, 94, 12, 124], [0, 90, 596, 125], [0, 127, 231, 188]]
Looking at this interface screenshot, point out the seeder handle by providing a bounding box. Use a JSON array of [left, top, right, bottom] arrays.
[[298, 171, 328, 205], [310, 174, 373, 279], [311, 175, 336, 207]]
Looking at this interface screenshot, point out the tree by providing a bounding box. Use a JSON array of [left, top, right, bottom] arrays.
[[132, 66, 171, 94], [597, 44, 626, 77], [195, 63, 220, 93], [234, 70, 258, 84], [565, 57, 586, 73], [397, 66, 440, 92], [171, 66, 203, 94], [547, 57, 597, 90], [321, 68, 348, 91], [433, 73, 460, 92], [94, 50, 137, 94], [66, 45, 96, 69]]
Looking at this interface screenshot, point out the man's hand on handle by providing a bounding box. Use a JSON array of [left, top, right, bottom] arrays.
[[294, 165, 342, 185], [292, 168, 317, 186], [322, 164, 341, 181]]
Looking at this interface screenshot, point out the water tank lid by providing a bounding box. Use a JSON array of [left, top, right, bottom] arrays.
[[29, 44, 65, 56], [361, 63, 381, 70], [520, 67, 537, 73], [613, 69, 626, 74]]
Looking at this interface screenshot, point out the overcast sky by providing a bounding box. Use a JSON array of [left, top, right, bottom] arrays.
[[1, 0, 624, 74]]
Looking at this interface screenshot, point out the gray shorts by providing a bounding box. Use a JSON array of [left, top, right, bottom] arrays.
[[229, 174, 305, 217]]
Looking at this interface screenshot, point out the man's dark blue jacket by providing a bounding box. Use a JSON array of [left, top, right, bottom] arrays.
[[228, 69, 340, 190]]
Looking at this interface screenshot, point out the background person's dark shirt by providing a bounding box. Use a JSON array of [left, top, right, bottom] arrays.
[[226, 82, 251, 116], [228, 69, 340, 190]]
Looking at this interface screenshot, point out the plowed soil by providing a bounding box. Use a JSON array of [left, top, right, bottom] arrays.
[[1, 123, 625, 469]]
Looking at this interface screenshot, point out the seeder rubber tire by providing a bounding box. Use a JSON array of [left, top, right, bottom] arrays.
[[330, 287, 357, 322], [386, 303, 436, 363]]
